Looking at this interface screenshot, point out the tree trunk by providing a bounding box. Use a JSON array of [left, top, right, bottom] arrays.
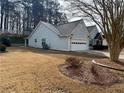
[[4, 15, 8, 30], [109, 43, 122, 62], [0, 13, 4, 29]]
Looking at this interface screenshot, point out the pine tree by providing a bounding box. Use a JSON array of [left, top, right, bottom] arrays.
[[0, 0, 68, 35]]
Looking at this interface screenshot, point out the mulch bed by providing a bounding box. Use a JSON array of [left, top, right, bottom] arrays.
[[59, 60, 124, 86]]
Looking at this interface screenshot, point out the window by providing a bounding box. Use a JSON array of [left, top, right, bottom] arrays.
[[35, 39, 37, 43]]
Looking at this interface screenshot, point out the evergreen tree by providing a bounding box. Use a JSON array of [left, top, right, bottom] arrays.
[[0, 0, 68, 35]]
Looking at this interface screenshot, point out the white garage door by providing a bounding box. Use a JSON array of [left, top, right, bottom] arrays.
[[71, 40, 88, 51]]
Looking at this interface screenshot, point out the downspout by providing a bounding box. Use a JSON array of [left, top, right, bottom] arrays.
[[69, 34, 73, 51], [69, 37, 71, 51], [25, 38, 27, 47]]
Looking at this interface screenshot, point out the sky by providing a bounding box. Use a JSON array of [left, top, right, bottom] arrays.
[[58, 0, 101, 32], [59, 0, 81, 21], [58, 0, 96, 26]]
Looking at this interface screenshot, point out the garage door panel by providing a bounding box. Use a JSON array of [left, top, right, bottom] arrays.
[[71, 40, 88, 51]]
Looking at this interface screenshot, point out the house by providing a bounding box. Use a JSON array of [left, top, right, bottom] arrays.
[[25, 19, 90, 51], [87, 25, 108, 49], [87, 25, 100, 47], [102, 35, 108, 46]]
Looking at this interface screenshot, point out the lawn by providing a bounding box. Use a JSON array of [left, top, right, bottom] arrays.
[[0, 47, 124, 93]]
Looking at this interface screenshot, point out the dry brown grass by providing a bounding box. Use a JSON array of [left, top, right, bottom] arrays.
[[0, 46, 124, 93]]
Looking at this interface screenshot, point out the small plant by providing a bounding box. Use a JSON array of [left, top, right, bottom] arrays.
[[65, 57, 82, 68], [0, 44, 6, 52], [42, 43, 50, 50]]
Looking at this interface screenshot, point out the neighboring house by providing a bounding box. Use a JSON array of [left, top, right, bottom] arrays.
[[87, 25, 99, 47], [102, 35, 108, 46], [87, 25, 108, 49], [26, 19, 90, 51]]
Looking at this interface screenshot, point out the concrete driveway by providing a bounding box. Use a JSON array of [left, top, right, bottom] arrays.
[[83, 50, 124, 60]]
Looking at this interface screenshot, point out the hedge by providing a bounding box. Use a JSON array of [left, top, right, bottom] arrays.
[[0, 35, 25, 45], [0, 44, 6, 52]]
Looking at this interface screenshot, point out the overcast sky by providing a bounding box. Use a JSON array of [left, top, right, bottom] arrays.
[[58, 0, 96, 26]]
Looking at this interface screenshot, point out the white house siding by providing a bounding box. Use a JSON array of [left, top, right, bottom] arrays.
[[103, 39, 108, 46], [28, 24, 69, 51], [71, 23, 90, 50]]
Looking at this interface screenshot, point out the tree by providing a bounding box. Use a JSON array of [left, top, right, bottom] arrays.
[[0, 0, 4, 29], [0, 0, 21, 33], [22, 0, 33, 33], [0, 0, 68, 35], [66, 0, 124, 62], [32, 0, 68, 26], [32, 0, 42, 27]]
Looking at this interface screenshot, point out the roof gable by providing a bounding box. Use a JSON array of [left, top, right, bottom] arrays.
[[41, 21, 60, 35], [28, 21, 60, 39], [28, 19, 86, 39], [56, 20, 81, 36], [86, 25, 98, 33]]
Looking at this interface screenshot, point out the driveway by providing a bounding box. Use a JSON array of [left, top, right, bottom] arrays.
[[84, 50, 124, 60]]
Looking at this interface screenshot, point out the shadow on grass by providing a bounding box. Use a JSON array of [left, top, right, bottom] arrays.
[[8, 46, 108, 59], [0, 51, 8, 53]]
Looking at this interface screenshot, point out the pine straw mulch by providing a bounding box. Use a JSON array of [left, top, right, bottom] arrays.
[[59, 59, 124, 86]]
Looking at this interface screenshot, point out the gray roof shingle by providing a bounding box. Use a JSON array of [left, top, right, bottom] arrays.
[[56, 20, 82, 36]]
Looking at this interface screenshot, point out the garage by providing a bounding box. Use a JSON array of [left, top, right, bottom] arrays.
[[71, 40, 88, 51]]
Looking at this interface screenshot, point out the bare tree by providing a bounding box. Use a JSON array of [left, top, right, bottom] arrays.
[[66, 0, 124, 62]]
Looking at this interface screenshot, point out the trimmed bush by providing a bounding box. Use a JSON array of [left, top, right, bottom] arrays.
[[42, 43, 50, 50], [1, 37, 11, 47], [65, 57, 82, 68], [0, 44, 6, 52]]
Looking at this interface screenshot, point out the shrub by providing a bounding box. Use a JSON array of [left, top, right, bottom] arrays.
[[93, 45, 102, 50], [1, 37, 11, 47], [42, 43, 50, 50], [65, 57, 82, 68], [0, 44, 6, 52], [9, 36, 25, 44], [0, 35, 25, 45]]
